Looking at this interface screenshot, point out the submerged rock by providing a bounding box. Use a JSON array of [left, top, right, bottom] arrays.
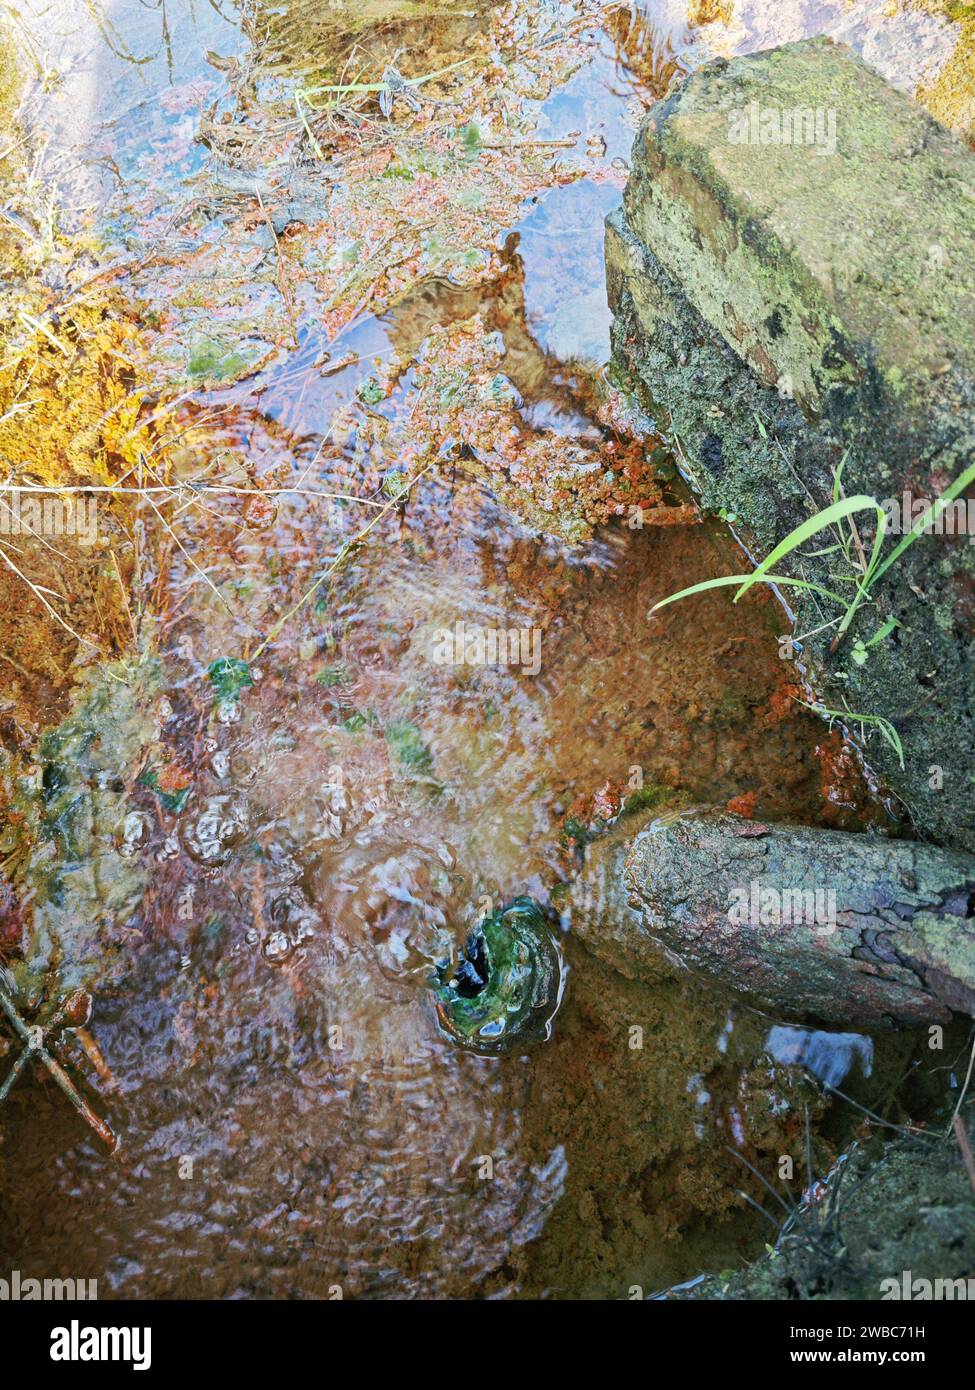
[[764, 1024, 873, 1090], [572, 809, 975, 1027], [1, 659, 163, 1004], [431, 897, 564, 1055], [606, 37, 975, 852]]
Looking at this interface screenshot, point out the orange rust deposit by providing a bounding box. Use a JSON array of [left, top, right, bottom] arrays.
[[725, 790, 757, 818]]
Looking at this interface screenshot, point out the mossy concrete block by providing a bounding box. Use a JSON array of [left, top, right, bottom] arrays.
[[607, 38, 975, 852], [623, 36, 975, 439]]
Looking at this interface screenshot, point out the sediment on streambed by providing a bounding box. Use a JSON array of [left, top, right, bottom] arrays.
[[668, 1105, 975, 1301]]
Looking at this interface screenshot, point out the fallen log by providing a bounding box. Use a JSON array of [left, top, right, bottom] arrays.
[[571, 809, 975, 1027]]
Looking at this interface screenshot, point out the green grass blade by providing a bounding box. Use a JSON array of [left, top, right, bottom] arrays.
[[649, 573, 847, 615], [867, 457, 975, 590], [798, 700, 904, 769], [865, 615, 899, 649], [734, 495, 883, 603], [835, 499, 887, 637]]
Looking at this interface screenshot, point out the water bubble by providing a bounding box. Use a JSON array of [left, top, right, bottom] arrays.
[[180, 795, 249, 865], [262, 931, 295, 965], [215, 697, 242, 726], [155, 833, 181, 862], [269, 890, 316, 943], [116, 810, 151, 857], [317, 782, 352, 840]]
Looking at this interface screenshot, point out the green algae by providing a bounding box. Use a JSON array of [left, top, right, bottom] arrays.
[[208, 657, 254, 702], [186, 337, 258, 384], [385, 718, 433, 773], [208, 658, 254, 723], [137, 765, 191, 814]]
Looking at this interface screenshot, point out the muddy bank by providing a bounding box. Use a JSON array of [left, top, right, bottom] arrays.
[[671, 1106, 975, 1301], [607, 37, 975, 852]]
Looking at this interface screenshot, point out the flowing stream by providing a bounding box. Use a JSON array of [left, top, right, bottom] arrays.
[[1, 0, 969, 1298]]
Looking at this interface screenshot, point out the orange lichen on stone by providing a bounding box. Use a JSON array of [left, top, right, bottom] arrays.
[[765, 676, 801, 725], [812, 730, 890, 831]]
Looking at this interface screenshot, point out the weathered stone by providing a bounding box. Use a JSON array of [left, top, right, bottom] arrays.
[[571, 808, 975, 1027], [623, 38, 975, 425], [607, 37, 975, 852], [2, 659, 163, 1005]]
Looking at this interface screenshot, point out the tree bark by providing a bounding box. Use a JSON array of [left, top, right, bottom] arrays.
[[573, 809, 975, 1027]]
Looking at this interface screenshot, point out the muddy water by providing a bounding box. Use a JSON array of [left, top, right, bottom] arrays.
[[0, 0, 963, 1298], [1, 473, 875, 1299]]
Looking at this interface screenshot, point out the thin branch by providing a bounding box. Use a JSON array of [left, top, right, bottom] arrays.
[[952, 1113, 975, 1197], [0, 541, 92, 647]]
